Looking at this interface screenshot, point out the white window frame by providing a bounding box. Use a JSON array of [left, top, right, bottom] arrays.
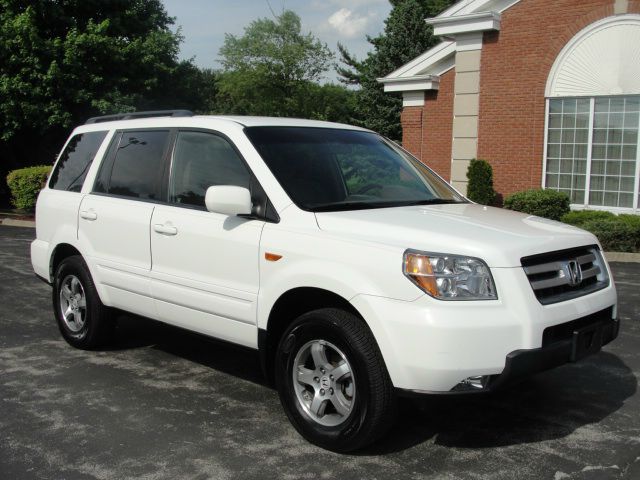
[[542, 97, 640, 214]]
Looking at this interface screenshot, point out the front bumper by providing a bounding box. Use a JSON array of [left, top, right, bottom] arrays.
[[350, 266, 618, 393], [450, 309, 619, 393]]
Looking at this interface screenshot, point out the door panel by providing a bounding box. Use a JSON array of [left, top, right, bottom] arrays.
[[78, 128, 171, 317], [153, 296, 258, 347], [150, 205, 264, 347], [78, 194, 156, 318], [149, 129, 264, 347]]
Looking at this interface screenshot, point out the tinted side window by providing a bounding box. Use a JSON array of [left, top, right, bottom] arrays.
[[103, 130, 170, 200], [49, 131, 108, 192], [170, 131, 251, 208]]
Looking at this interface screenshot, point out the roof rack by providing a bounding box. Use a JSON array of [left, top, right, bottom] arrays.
[[85, 110, 194, 125]]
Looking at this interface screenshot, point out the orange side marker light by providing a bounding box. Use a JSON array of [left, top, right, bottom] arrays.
[[265, 252, 283, 262]]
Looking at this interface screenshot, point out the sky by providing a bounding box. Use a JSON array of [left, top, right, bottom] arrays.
[[162, 0, 393, 83]]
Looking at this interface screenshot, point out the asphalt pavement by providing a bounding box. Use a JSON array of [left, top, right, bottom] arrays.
[[1, 225, 639, 479]]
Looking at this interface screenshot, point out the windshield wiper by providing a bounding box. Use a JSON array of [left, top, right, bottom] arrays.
[[310, 201, 398, 212], [310, 198, 466, 212], [410, 199, 468, 206]]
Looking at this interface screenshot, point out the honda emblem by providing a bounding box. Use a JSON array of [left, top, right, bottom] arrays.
[[566, 260, 583, 286]]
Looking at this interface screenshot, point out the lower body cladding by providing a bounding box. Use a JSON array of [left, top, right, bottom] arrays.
[[350, 266, 618, 394]]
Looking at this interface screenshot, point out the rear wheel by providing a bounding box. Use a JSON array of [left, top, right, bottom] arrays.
[[53, 255, 114, 349], [275, 308, 395, 452]]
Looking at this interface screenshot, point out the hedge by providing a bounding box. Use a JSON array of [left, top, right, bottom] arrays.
[[618, 213, 640, 232], [581, 219, 639, 252], [6, 166, 52, 210], [562, 210, 640, 252], [560, 210, 616, 226], [503, 189, 570, 221]]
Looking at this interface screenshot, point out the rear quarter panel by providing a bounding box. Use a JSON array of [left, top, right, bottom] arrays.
[[32, 128, 115, 282]]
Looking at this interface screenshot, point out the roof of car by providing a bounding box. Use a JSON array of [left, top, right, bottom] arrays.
[[77, 114, 371, 133], [208, 116, 369, 130]]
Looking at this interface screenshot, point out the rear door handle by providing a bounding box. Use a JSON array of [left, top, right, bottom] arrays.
[[153, 224, 178, 236], [80, 210, 97, 221]]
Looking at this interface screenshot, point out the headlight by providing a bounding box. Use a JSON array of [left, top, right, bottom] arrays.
[[403, 250, 497, 300]]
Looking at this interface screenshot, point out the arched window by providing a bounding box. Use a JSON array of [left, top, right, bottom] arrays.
[[544, 15, 640, 212]]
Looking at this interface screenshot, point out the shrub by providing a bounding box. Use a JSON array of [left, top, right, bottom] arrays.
[[581, 219, 639, 253], [503, 189, 570, 221], [560, 210, 640, 252], [561, 210, 615, 227], [618, 213, 640, 231], [6, 166, 52, 210], [466, 159, 496, 205]]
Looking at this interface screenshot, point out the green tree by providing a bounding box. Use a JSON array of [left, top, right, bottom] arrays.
[[217, 10, 335, 117], [338, 0, 455, 139], [0, 0, 215, 201], [300, 83, 357, 124], [144, 63, 219, 114], [0, 0, 183, 140]]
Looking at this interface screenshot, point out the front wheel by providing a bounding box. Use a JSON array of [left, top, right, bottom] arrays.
[[275, 308, 396, 452]]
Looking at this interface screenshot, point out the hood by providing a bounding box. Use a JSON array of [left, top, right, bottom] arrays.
[[315, 204, 598, 268]]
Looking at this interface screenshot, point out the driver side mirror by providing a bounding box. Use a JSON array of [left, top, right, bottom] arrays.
[[205, 186, 252, 216]]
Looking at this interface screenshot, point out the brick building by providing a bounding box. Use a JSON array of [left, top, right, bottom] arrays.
[[379, 0, 640, 213]]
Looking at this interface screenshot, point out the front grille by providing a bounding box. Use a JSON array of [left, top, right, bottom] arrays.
[[522, 245, 609, 305]]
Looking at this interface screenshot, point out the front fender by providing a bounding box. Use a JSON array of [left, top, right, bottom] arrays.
[[257, 224, 422, 330]]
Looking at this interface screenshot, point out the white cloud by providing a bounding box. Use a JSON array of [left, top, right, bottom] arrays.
[[327, 8, 373, 38]]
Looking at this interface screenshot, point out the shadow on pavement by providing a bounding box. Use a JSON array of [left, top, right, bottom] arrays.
[[104, 312, 636, 456], [105, 312, 268, 387], [361, 351, 636, 454]]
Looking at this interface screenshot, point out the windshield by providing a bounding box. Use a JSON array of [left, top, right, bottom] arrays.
[[244, 126, 467, 212]]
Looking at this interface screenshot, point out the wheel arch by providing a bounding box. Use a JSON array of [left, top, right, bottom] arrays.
[[50, 243, 82, 280], [259, 287, 364, 385]]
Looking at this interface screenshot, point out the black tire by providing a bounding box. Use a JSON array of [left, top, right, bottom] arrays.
[[52, 255, 115, 349], [275, 308, 396, 452]]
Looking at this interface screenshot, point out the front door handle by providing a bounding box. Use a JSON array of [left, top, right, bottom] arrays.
[[153, 223, 178, 236], [80, 210, 97, 221]]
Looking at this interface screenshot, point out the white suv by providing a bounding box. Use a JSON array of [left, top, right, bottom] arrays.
[[31, 110, 619, 452]]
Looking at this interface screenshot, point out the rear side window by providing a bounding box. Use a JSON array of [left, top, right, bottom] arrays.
[[170, 131, 250, 208], [95, 130, 170, 200], [49, 131, 108, 192]]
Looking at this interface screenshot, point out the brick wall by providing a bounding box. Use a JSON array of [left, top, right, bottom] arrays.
[[400, 68, 455, 180], [398, 0, 633, 198], [423, 68, 455, 181], [400, 107, 423, 159], [477, 0, 619, 199]]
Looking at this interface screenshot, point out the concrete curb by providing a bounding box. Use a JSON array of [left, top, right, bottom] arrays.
[[605, 251, 640, 263], [0, 218, 36, 228]]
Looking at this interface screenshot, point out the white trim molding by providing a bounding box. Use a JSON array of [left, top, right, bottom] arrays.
[[402, 92, 426, 107], [426, 11, 501, 37], [546, 14, 640, 97], [378, 1, 516, 93], [379, 0, 524, 92], [384, 41, 456, 79], [455, 32, 485, 51], [439, 0, 523, 17], [379, 74, 440, 93], [377, 43, 455, 94]]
